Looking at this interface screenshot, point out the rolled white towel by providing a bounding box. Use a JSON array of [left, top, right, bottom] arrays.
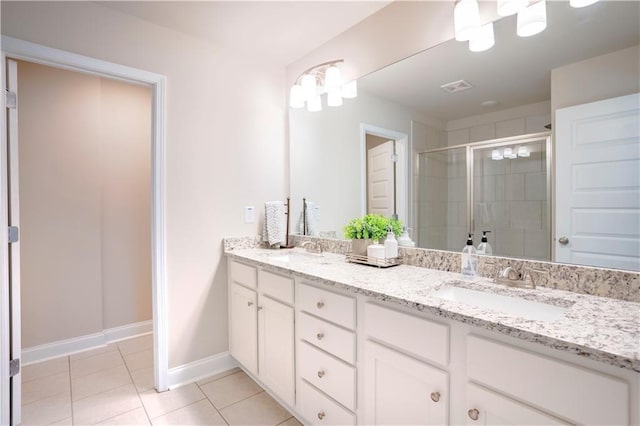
[[262, 201, 287, 247]]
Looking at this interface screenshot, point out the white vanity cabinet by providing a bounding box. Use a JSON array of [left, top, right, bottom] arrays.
[[228, 260, 295, 406], [296, 282, 357, 425], [362, 302, 449, 426]]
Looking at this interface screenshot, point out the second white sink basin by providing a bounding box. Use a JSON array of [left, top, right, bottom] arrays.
[[432, 285, 569, 322]]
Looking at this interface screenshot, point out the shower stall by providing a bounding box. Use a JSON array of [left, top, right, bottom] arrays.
[[416, 133, 552, 260]]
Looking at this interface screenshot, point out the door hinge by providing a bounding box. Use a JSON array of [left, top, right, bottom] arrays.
[[8, 226, 19, 244], [5, 90, 16, 109], [9, 359, 20, 377]]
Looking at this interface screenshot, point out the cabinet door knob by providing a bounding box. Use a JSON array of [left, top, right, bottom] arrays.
[[317, 301, 325, 309], [247, 301, 254, 307], [558, 236, 569, 245], [468, 408, 480, 421], [317, 370, 325, 378], [257, 306, 263, 311], [317, 411, 325, 420], [316, 332, 325, 340], [430, 392, 440, 403]]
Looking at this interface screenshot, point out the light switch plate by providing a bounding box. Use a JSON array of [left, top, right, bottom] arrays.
[[244, 206, 255, 224]]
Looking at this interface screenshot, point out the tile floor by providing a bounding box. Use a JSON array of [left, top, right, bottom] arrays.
[[20, 334, 301, 425]]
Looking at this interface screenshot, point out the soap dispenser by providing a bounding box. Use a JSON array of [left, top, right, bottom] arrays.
[[461, 233, 478, 278], [477, 231, 493, 256], [398, 227, 416, 247], [384, 226, 399, 258]]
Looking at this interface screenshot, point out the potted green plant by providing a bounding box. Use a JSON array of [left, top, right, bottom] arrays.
[[344, 214, 402, 256]]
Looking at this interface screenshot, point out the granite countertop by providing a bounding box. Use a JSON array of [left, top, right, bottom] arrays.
[[226, 247, 640, 373]]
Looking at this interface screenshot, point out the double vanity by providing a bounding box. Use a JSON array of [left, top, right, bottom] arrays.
[[225, 239, 639, 425]]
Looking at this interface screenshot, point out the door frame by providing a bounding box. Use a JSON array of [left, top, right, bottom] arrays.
[[0, 35, 169, 422], [360, 123, 410, 227]]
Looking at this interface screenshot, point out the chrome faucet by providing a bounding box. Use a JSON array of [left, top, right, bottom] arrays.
[[487, 262, 547, 289], [301, 240, 323, 255]]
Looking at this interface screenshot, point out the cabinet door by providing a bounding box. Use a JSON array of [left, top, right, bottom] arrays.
[[230, 283, 258, 375], [258, 296, 295, 406], [363, 340, 448, 425], [465, 383, 568, 425]]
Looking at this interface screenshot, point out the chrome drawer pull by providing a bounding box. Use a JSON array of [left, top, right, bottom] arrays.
[[317, 411, 325, 420], [468, 408, 480, 421], [430, 392, 440, 403], [317, 301, 325, 309], [317, 370, 325, 378], [316, 332, 325, 340]]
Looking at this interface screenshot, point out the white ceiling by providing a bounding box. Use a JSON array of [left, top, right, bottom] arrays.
[[359, 1, 640, 122], [97, 1, 391, 64]]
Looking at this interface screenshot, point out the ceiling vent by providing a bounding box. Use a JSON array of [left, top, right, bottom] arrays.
[[440, 79, 473, 94]]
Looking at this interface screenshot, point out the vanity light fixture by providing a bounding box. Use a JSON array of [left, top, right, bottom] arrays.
[[491, 149, 504, 160], [497, 0, 529, 16], [491, 146, 531, 160], [517, 0, 547, 37], [469, 22, 495, 52], [517, 146, 530, 157], [289, 59, 356, 112], [454, 0, 481, 41]]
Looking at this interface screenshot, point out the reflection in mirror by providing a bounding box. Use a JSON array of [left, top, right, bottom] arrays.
[[289, 1, 639, 271]]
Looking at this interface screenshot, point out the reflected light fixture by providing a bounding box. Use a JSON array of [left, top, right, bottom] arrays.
[[517, 146, 530, 157], [497, 0, 529, 16], [469, 22, 495, 52], [491, 149, 504, 160], [517, 0, 547, 37], [289, 60, 357, 112], [570, 0, 599, 7], [454, 0, 480, 41]]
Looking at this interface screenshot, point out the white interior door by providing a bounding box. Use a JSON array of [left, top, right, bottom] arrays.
[[6, 58, 22, 425], [367, 140, 395, 217], [555, 93, 640, 270]]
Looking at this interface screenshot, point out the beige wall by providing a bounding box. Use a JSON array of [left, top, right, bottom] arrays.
[[2, 1, 287, 367], [18, 61, 152, 348], [551, 45, 640, 112]]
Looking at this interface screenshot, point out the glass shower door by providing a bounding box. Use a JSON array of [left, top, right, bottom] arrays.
[[471, 139, 550, 260]]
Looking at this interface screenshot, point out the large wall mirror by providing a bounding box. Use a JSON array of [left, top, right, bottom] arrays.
[[289, 1, 639, 271]]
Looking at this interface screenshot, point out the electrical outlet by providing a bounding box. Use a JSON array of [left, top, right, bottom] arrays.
[[244, 206, 255, 224]]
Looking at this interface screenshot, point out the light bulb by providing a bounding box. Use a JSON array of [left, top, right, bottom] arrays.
[[307, 95, 322, 112], [497, 0, 528, 16], [300, 74, 317, 102], [454, 0, 480, 42], [324, 65, 342, 90], [517, 146, 530, 157], [503, 147, 518, 159], [469, 22, 495, 52], [289, 85, 304, 109], [570, 0, 598, 7], [517, 0, 547, 37], [492, 149, 504, 160], [327, 88, 343, 107], [342, 80, 358, 99]]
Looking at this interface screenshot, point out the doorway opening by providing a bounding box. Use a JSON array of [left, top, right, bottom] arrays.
[[1, 36, 168, 425]]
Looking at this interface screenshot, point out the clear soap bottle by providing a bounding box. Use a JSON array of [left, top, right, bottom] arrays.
[[461, 233, 478, 278], [477, 230, 493, 256]]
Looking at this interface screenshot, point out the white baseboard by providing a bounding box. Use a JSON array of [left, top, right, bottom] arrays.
[[168, 352, 238, 389], [22, 320, 152, 366]]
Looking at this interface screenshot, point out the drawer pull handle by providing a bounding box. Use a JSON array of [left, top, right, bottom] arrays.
[[317, 301, 325, 309], [257, 306, 263, 311], [316, 332, 325, 340], [317, 411, 325, 420], [430, 392, 440, 403], [317, 370, 325, 378], [247, 301, 254, 307], [468, 408, 480, 421]]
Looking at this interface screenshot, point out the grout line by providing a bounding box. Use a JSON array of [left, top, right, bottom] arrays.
[[276, 416, 294, 426], [217, 389, 265, 411], [93, 406, 146, 426], [195, 382, 229, 425], [68, 357, 75, 426], [119, 343, 153, 425]]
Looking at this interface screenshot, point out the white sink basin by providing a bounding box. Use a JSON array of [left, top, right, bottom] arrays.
[[432, 285, 569, 322]]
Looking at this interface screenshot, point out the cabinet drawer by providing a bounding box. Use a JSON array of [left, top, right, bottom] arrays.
[[364, 302, 449, 366], [467, 335, 629, 425], [298, 283, 355, 330], [299, 341, 356, 411], [299, 312, 355, 364], [229, 260, 257, 289], [298, 379, 356, 426], [259, 270, 294, 304]]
